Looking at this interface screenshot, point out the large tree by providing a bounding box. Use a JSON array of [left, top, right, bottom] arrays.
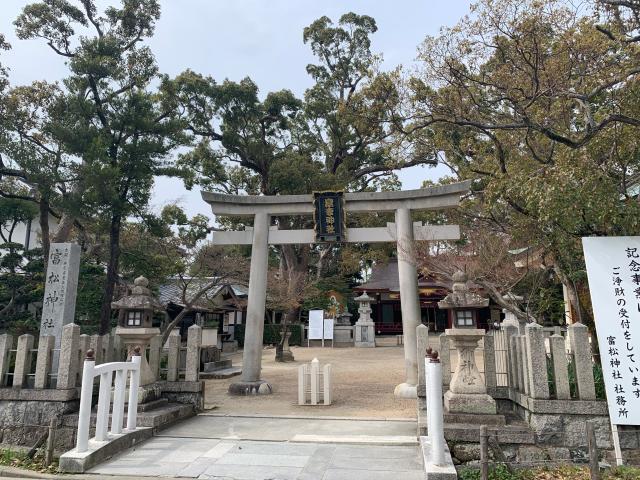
[[14, 0, 186, 333], [407, 0, 640, 321]]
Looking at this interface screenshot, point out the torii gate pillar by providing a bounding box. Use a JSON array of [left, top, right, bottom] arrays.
[[202, 181, 470, 397]]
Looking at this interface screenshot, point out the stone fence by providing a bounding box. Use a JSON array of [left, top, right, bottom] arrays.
[[0, 324, 204, 453], [0, 324, 203, 390], [418, 322, 640, 465]]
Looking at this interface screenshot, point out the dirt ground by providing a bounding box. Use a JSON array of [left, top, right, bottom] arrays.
[[203, 338, 418, 419]]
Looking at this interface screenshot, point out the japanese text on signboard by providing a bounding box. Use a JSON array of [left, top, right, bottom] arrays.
[[313, 192, 345, 242], [583, 237, 640, 425]]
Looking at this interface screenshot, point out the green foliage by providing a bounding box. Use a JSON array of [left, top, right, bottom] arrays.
[[74, 261, 106, 334], [459, 464, 524, 480], [235, 323, 303, 347], [0, 447, 58, 474]]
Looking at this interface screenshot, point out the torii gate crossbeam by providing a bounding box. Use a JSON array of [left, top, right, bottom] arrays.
[[202, 181, 471, 398]]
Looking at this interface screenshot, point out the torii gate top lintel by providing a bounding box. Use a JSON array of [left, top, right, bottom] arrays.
[[201, 180, 471, 217]]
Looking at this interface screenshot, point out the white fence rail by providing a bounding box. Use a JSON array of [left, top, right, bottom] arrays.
[[76, 348, 141, 453]]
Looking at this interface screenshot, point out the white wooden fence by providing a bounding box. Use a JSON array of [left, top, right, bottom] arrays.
[[76, 349, 141, 453]]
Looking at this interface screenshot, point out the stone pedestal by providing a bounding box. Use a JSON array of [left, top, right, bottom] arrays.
[[115, 327, 159, 386], [354, 321, 375, 348], [276, 330, 295, 362], [444, 328, 496, 415]]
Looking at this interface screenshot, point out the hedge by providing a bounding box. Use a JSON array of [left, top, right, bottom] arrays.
[[234, 323, 303, 347]]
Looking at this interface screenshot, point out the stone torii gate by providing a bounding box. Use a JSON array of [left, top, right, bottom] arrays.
[[202, 181, 470, 398]]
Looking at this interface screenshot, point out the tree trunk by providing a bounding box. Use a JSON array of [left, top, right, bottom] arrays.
[[38, 197, 50, 273], [52, 213, 75, 244], [98, 213, 121, 335]]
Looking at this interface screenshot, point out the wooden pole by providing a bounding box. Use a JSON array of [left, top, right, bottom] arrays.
[[587, 421, 600, 480], [44, 418, 56, 467], [480, 425, 489, 480]]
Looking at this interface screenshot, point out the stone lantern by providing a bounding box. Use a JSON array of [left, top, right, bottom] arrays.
[[438, 271, 496, 414], [354, 291, 375, 348], [112, 276, 163, 386]]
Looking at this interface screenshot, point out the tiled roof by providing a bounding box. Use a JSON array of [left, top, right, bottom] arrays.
[[354, 259, 452, 292], [158, 277, 247, 311]]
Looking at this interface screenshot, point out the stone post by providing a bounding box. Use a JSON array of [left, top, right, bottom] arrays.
[[518, 335, 530, 396], [483, 333, 497, 395], [550, 334, 570, 400], [394, 207, 421, 399], [166, 335, 179, 382], [0, 334, 14, 388], [525, 323, 550, 399], [416, 324, 429, 397], [13, 334, 34, 388], [508, 333, 519, 390], [502, 325, 518, 389], [57, 323, 80, 390], [148, 335, 161, 381], [230, 211, 272, 395], [35, 335, 55, 389], [101, 334, 113, 363], [439, 334, 451, 386], [569, 322, 596, 400], [89, 335, 103, 364], [185, 325, 202, 382]]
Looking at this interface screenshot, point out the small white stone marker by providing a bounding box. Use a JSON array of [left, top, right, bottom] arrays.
[[298, 358, 332, 405]]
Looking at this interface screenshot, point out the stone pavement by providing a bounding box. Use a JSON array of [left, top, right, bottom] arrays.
[[87, 415, 424, 480]]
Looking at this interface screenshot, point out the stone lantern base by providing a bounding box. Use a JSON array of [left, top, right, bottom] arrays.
[[444, 391, 496, 415], [354, 321, 375, 348]]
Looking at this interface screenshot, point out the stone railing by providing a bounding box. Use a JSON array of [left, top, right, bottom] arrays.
[[0, 324, 122, 390], [0, 323, 203, 392]]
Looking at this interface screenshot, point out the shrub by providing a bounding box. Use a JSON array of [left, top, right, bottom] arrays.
[[235, 323, 303, 347]]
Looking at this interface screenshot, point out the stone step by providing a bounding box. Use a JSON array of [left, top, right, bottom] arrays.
[[200, 367, 242, 379], [137, 397, 169, 412], [202, 359, 232, 372], [444, 413, 506, 426], [444, 423, 535, 444], [64, 402, 195, 430], [291, 434, 419, 446]]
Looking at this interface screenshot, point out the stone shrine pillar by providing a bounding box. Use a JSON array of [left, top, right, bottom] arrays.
[[439, 271, 496, 415], [228, 212, 272, 395], [39, 243, 81, 368], [354, 292, 375, 348], [394, 207, 421, 399]]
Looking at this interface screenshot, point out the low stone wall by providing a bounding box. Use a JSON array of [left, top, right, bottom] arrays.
[[0, 380, 204, 453]]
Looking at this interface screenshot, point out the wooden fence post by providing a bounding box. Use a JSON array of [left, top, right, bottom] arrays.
[[480, 425, 489, 480]]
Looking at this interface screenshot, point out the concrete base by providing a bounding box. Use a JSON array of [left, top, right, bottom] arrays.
[[222, 340, 238, 353], [444, 390, 497, 415], [59, 427, 152, 473], [420, 436, 457, 479], [394, 382, 417, 399], [228, 380, 272, 396]]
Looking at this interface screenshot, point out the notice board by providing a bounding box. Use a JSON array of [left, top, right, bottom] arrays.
[[583, 236, 640, 425]]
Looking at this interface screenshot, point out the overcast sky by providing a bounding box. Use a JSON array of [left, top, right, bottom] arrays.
[[1, 0, 472, 219]]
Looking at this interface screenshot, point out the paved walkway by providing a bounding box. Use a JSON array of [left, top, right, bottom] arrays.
[[88, 415, 424, 480]]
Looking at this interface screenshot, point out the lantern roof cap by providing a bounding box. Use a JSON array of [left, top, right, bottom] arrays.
[[111, 275, 165, 312], [354, 291, 372, 302], [437, 270, 489, 310]]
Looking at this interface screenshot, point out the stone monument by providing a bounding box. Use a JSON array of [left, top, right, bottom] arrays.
[[39, 243, 81, 367], [112, 276, 163, 386], [438, 271, 496, 415], [354, 291, 375, 348]]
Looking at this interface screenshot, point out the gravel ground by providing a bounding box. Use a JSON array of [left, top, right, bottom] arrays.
[[203, 339, 418, 419]]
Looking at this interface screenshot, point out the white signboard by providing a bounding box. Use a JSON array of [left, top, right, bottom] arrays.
[[308, 310, 324, 340], [323, 318, 334, 340], [583, 236, 640, 425]]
